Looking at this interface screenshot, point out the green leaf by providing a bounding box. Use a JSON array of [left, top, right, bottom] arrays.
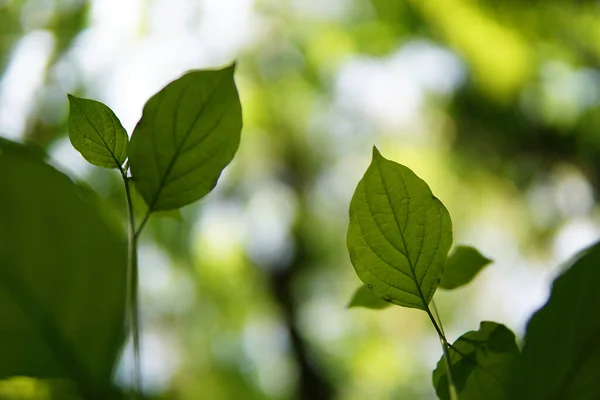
[[439, 246, 492, 290], [433, 321, 519, 400], [348, 284, 393, 310], [347, 147, 453, 310], [67, 95, 128, 169], [0, 152, 127, 394], [0, 137, 46, 161], [128, 64, 242, 212], [510, 242, 600, 400]]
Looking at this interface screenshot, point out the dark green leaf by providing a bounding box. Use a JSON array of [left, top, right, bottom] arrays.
[[0, 153, 127, 394], [433, 321, 519, 400], [510, 242, 600, 400], [128, 64, 242, 212], [347, 147, 453, 310], [0, 137, 46, 161], [439, 246, 492, 290], [348, 284, 392, 310], [67, 95, 128, 169]]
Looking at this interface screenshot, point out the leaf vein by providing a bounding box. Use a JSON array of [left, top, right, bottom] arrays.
[[147, 72, 228, 211]]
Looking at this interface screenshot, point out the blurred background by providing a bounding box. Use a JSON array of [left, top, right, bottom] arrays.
[[1, 0, 600, 399]]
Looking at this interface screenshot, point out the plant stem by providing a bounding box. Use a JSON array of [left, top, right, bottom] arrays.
[[441, 338, 459, 400], [135, 210, 151, 240], [121, 168, 141, 398], [424, 301, 458, 400], [431, 299, 445, 336]]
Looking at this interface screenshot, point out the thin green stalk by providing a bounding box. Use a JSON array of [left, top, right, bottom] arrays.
[[424, 302, 458, 400], [135, 210, 151, 240], [441, 338, 459, 400], [120, 167, 141, 398], [431, 299, 445, 336]]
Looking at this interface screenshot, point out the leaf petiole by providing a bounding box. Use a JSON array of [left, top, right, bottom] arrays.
[[425, 302, 458, 400]]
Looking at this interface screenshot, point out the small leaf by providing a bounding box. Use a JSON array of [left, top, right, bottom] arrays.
[[67, 95, 128, 169], [0, 152, 127, 394], [348, 284, 392, 310], [433, 321, 519, 400], [347, 147, 453, 310], [439, 246, 492, 290], [510, 242, 600, 399], [128, 64, 242, 212]]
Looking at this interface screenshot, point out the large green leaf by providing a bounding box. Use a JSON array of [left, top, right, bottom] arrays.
[[439, 246, 492, 290], [0, 137, 46, 161], [347, 147, 453, 310], [0, 148, 127, 395], [67, 95, 128, 169], [128, 64, 242, 212], [433, 321, 519, 400], [510, 242, 600, 400], [347, 284, 392, 310]]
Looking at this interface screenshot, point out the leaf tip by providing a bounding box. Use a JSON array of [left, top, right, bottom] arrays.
[[372, 146, 381, 158], [67, 94, 85, 109], [371, 146, 388, 168], [222, 61, 238, 76]]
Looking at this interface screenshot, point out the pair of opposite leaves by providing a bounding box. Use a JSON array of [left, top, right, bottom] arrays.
[[0, 64, 243, 395], [347, 148, 600, 399], [68, 64, 242, 213]]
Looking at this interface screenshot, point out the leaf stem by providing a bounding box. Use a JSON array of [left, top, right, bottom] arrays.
[[441, 337, 459, 400], [135, 210, 151, 240], [431, 299, 445, 336], [121, 168, 141, 398], [424, 301, 458, 400]]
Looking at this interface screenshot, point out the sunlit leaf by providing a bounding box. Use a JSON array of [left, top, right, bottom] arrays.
[[128, 64, 242, 212], [439, 246, 492, 290], [348, 284, 392, 310], [433, 321, 519, 400], [0, 149, 127, 395], [347, 147, 453, 310], [510, 242, 600, 399], [67, 95, 128, 169]]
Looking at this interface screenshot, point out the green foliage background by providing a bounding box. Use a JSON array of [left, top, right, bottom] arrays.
[[1, 0, 599, 399]]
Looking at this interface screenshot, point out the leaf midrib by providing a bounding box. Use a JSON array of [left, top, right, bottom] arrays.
[[74, 101, 122, 168], [374, 156, 430, 309], [353, 220, 423, 305], [146, 71, 228, 212]]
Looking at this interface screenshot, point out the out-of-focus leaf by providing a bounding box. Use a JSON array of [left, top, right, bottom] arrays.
[[510, 242, 600, 399], [348, 284, 392, 310], [439, 246, 492, 290], [347, 147, 453, 310], [48, 1, 90, 55], [0, 152, 127, 395], [0, 137, 46, 161], [128, 64, 242, 212], [67, 95, 128, 169], [433, 321, 519, 400]]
